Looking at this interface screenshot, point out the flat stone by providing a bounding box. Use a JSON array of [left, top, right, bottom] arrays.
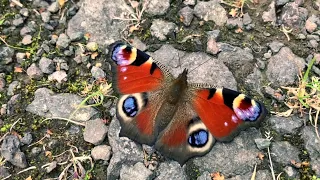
[[26, 88, 98, 121], [19, 8, 29, 17], [150, 19, 177, 41], [179, 6, 194, 26], [84, 119, 108, 145], [91, 145, 112, 161], [194, 1, 227, 26], [131, 37, 147, 51], [48, 70, 68, 83], [268, 41, 284, 53], [39, 57, 55, 74], [26, 63, 43, 80], [155, 161, 187, 179], [16, 52, 26, 64], [12, 17, 24, 27], [145, 0, 170, 16], [41, 11, 51, 23], [262, 1, 276, 23], [120, 162, 153, 180], [271, 141, 300, 165], [56, 33, 71, 49]]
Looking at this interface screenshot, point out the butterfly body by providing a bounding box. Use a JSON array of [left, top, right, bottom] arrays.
[[109, 42, 267, 164]]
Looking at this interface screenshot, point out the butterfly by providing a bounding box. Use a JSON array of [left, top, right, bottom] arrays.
[[109, 42, 267, 165]]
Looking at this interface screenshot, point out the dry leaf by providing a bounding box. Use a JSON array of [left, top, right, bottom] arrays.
[[84, 33, 91, 40], [211, 172, 225, 180], [129, 25, 139, 33], [45, 151, 52, 157], [258, 152, 265, 160], [229, 8, 238, 17], [46, 129, 53, 135], [25, 176, 32, 180], [91, 52, 99, 59], [235, 27, 243, 33], [14, 67, 23, 73], [301, 161, 310, 167], [58, 0, 65, 7]]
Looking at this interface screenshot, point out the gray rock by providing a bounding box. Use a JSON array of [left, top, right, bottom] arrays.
[[0, 166, 10, 179], [242, 13, 252, 25], [45, 161, 57, 173], [120, 162, 153, 180], [244, 68, 263, 95], [68, 31, 83, 41], [155, 161, 187, 180], [264, 86, 285, 101], [308, 39, 319, 48], [48, 70, 67, 83], [131, 37, 147, 51], [31, 147, 42, 156], [263, 50, 272, 59], [227, 170, 272, 180], [22, 35, 32, 45], [27, 63, 43, 80], [179, 6, 194, 26], [91, 145, 112, 161], [183, 0, 196, 5], [197, 171, 211, 180], [12, 17, 24, 27], [91, 66, 106, 79], [301, 126, 320, 176], [305, 15, 319, 33], [206, 30, 220, 40], [16, 52, 26, 64], [107, 117, 144, 179], [19, 8, 29, 17], [206, 30, 221, 55], [39, 57, 55, 74], [307, 34, 320, 41], [192, 128, 262, 176], [20, 132, 33, 145], [296, 33, 306, 39], [268, 116, 303, 134], [0, 47, 15, 64], [56, 33, 71, 49], [218, 45, 255, 79], [32, 0, 49, 8], [271, 141, 300, 165], [1, 135, 27, 168], [226, 18, 243, 29], [150, 19, 177, 41], [67, 0, 127, 46], [145, 0, 170, 16], [262, 1, 276, 24], [150, 44, 237, 89], [26, 88, 98, 121], [67, 125, 81, 135], [280, 2, 308, 29], [41, 11, 51, 23], [7, 94, 21, 115], [0, 77, 5, 92], [276, 0, 290, 6], [266, 47, 305, 87], [268, 41, 284, 53], [254, 138, 271, 150], [284, 166, 300, 179], [7, 81, 20, 96], [194, 1, 227, 26], [48, 2, 60, 13], [84, 119, 108, 145]]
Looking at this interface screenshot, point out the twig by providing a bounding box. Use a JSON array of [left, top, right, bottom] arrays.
[[268, 147, 276, 180], [17, 166, 37, 174], [9, 118, 22, 132], [250, 163, 257, 180], [280, 25, 292, 41], [41, 117, 86, 126], [11, 0, 23, 7], [28, 134, 48, 147]]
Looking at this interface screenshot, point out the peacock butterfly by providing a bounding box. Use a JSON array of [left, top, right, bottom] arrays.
[[109, 42, 267, 165]]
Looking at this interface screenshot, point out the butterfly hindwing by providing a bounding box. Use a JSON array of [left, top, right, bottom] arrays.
[[191, 87, 267, 141]]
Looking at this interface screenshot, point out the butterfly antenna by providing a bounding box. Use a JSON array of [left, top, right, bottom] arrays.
[[188, 58, 211, 74]]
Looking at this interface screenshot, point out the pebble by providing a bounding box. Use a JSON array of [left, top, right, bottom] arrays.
[[68, 31, 83, 41], [145, 0, 170, 16], [7, 81, 20, 96], [48, 2, 60, 13], [91, 66, 106, 79], [48, 71, 68, 83], [0, 77, 5, 92], [268, 41, 284, 53], [26, 63, 44, 80], [179, 6, 194, 26], [150, 19, 177, 41], [20, 132, 33, 145], [16, 52, 26, 64], [19, 8, 29, 17], [22, 35, 32, 45], [242, 13, 252, 25], [83, 119, 108, 145], [56, 33, 71, 49], [39, 57, 55, 74], [308, 40, 318, 48], [45, 161, 57, 173], [254, 138, 271, 150], [31, 147, 42, 156], [91, 145, 112, 161], [12, 17, 24, 27], [41, 11, 51, 23], [263, 50, 272, 59]]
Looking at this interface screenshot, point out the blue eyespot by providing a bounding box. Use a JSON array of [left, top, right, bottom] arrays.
[[188, 130, 208, 147], [122, 96, 138, 117]]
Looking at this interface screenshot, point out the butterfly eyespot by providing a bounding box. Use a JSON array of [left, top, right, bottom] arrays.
[[122, 96, 139, 117], [188, 130, 209, 147]]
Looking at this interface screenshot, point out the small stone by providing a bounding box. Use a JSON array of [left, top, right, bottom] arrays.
[[91, 145, 112, 161], [268, 41, 284, 53], [150, 19, 177, 41], [12, 17, 24, 27], [20, 132, 33, 145], [19, 8, 29, 17], [194, 1, 228, 26], [7, 81, 19, 96], [263, 50, 272, 59], [276, 0, 290, 6], [263, 32, 271, 37], [262, 1, 276, 23], [206, 38, 219, 55], [20, 26, 32, 36], [0, 47, 14, 64], [284, 166, 299, 178], [31, 147, 42, 156], [84, 119, 108, 145], [56, 33, 71, 49], [60, 62, 69, 71], [27, 63, 43, 80], [67, 125, 80, 135], [91, 66, 106, 79], [1, 135, 28, 168], [16, 52, 26, 64], [183, 0, 196, 5], [68, 31, 83, 41], [131, 37, 147, 51], [48, 71, 67, 83], [254, 138, 271, 150], [308, 40, 319, 48], [39, 57, 55, 74], [67, 5, 79, 17], [22, 35, 32, 45], [242, 13, 252, 25], [120, 162, 153, 180], [86, 42, 99, 51], [45, 161, 57, 173], [145, 0, 170, 16], [50, 34, 59, 44], [296, 33, 306, 39], [179, 6, 194, 26], [41, 11, 51, 23], [226, 18, 243, 29], [307, 35, 320, 41], [48, 2, 60, 13], [0, 78, 5, 92]]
